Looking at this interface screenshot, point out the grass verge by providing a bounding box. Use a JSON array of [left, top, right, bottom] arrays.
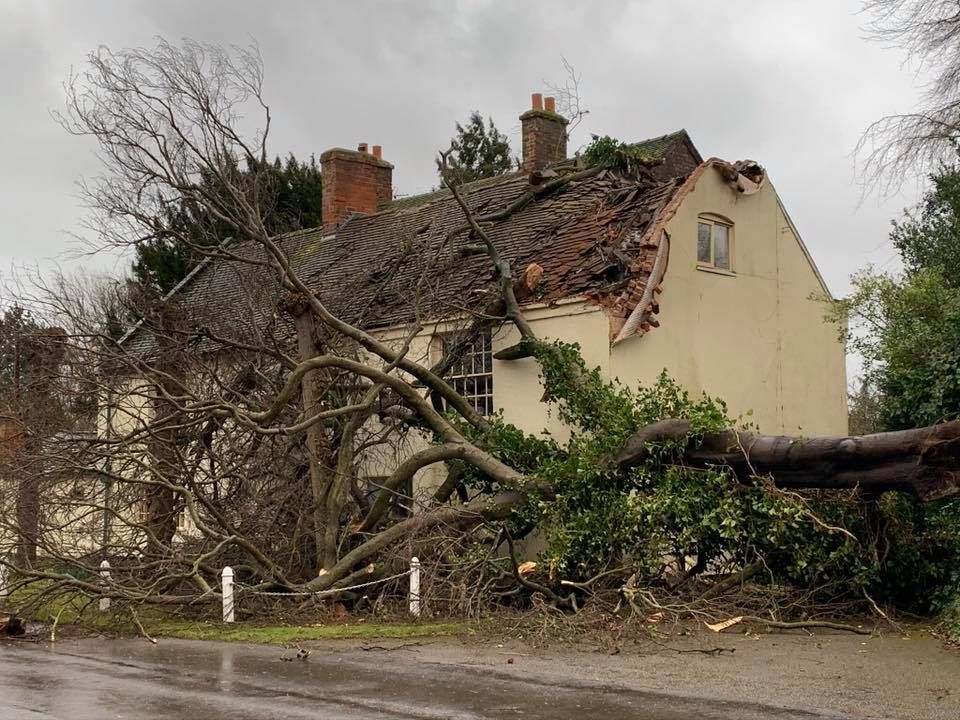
[[5, 584, 466, 644]]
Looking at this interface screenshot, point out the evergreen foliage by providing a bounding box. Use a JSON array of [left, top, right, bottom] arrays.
[[891, 160, 960, 281], [442, 112, 513, 185], [132, 154, 322, 293], [0, 304, 39, 406], [451, 339, 954, 610], [836, 160, 960, 429], [582, 134, 658, 175]]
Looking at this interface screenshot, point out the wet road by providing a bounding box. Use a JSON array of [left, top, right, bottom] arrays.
[[0, 638, 850, 719]]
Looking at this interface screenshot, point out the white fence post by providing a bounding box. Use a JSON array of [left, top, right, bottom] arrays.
[[0, 562, 8, 599], [222, 566, 235, 623], [99, 560, 111, 612], [409, 557, 421, 618]]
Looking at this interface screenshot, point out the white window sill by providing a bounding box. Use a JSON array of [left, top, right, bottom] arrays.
[[696, 264, 736, 278]]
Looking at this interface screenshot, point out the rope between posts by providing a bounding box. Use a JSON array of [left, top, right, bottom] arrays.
[[236, 568, 413, 598]]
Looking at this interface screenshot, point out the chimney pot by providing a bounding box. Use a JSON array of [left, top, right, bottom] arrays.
[[544, 96, 556, 113], [357, 142, 368, 153], [531, 93, 543, 110], [372, 145, 382, 159]]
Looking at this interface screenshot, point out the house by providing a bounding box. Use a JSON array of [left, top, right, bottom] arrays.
[[119, 93, 847, 506]]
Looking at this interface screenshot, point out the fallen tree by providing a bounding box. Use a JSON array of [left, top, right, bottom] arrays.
[[618, 418, 960, 501]]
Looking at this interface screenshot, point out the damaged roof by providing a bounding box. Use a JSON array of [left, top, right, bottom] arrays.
[[124, 131, 704, 353], [635, 130, 703, 181]]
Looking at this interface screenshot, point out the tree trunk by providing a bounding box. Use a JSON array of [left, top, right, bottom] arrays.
[[284, 294, 337, 572], [618, 419, 960, 501], [14, 444, 40, 568], [145, 306, 187, 551], [14, 329, 67, 568]]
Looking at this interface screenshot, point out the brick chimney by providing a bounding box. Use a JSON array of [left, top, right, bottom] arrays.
[[520, 93, 568, 172], [320, 144, 393, 233]]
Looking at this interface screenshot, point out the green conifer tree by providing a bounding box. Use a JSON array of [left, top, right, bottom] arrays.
[[132, 154, 322, 293], [442, 112, 513, 186]]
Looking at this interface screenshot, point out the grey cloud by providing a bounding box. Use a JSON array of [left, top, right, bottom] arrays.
[[0, 0, 928, 298]]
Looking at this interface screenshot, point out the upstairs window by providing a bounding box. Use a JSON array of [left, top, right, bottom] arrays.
[[442, 330, 494, 416], [697, 215, 733, 271]]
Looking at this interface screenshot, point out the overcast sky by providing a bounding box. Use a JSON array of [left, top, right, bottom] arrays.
[[0, 0, 931, 298]]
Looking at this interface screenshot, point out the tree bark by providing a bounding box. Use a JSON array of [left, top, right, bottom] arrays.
[[617, 419, 960, 501], [284, 294, 337, 572], [145, 307, 187, 551], [14, 329, 67, 568]]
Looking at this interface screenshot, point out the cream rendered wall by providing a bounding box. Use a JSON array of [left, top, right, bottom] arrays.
[[35, 379, 155, 556], [611, 196, 777, 428], [609, 168, 847, 435], [774, 204, 849, 434], [475, 167, 847, 442], [492, 301, 610, 439], [356, 328, 449, 501]]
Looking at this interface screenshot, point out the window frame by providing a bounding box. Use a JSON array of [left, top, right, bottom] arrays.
[[438, 329, 494, 417], [696, 214, 735, 273]]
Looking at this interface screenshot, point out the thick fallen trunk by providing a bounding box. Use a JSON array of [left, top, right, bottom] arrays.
[[617, 419, 960, 501], [303, 420, 960, 592]]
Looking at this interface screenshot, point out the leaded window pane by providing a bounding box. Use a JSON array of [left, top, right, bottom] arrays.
[[697, 222, 712, 264], [713, 224, 730, 269], [442, 330, 494, 416]]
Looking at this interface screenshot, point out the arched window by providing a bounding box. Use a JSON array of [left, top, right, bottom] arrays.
[[697, 214, 734, 271]]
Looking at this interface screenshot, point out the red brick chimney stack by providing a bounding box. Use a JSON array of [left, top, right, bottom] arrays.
[[320, 144, 393, 234], [520, 93, 568, 173]]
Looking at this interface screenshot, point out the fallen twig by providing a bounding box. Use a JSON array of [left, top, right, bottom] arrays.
[[559, 565, 633, 592], [129, 608, 158, 644], [676, 647, 736, 656], [741, 616, 871, 635], [864, 589, 904, 634], [49, 605, 69, 642], [359, 642, 423, 652], [698, 562, 761, 601]]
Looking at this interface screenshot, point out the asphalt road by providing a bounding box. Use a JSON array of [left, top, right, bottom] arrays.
[[0, 637, 849, 720]]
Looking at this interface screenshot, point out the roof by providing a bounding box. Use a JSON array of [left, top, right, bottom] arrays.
[[124, 131, 702, 354], [384, 129, 699, 211], [634, 129, 702, 181]]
